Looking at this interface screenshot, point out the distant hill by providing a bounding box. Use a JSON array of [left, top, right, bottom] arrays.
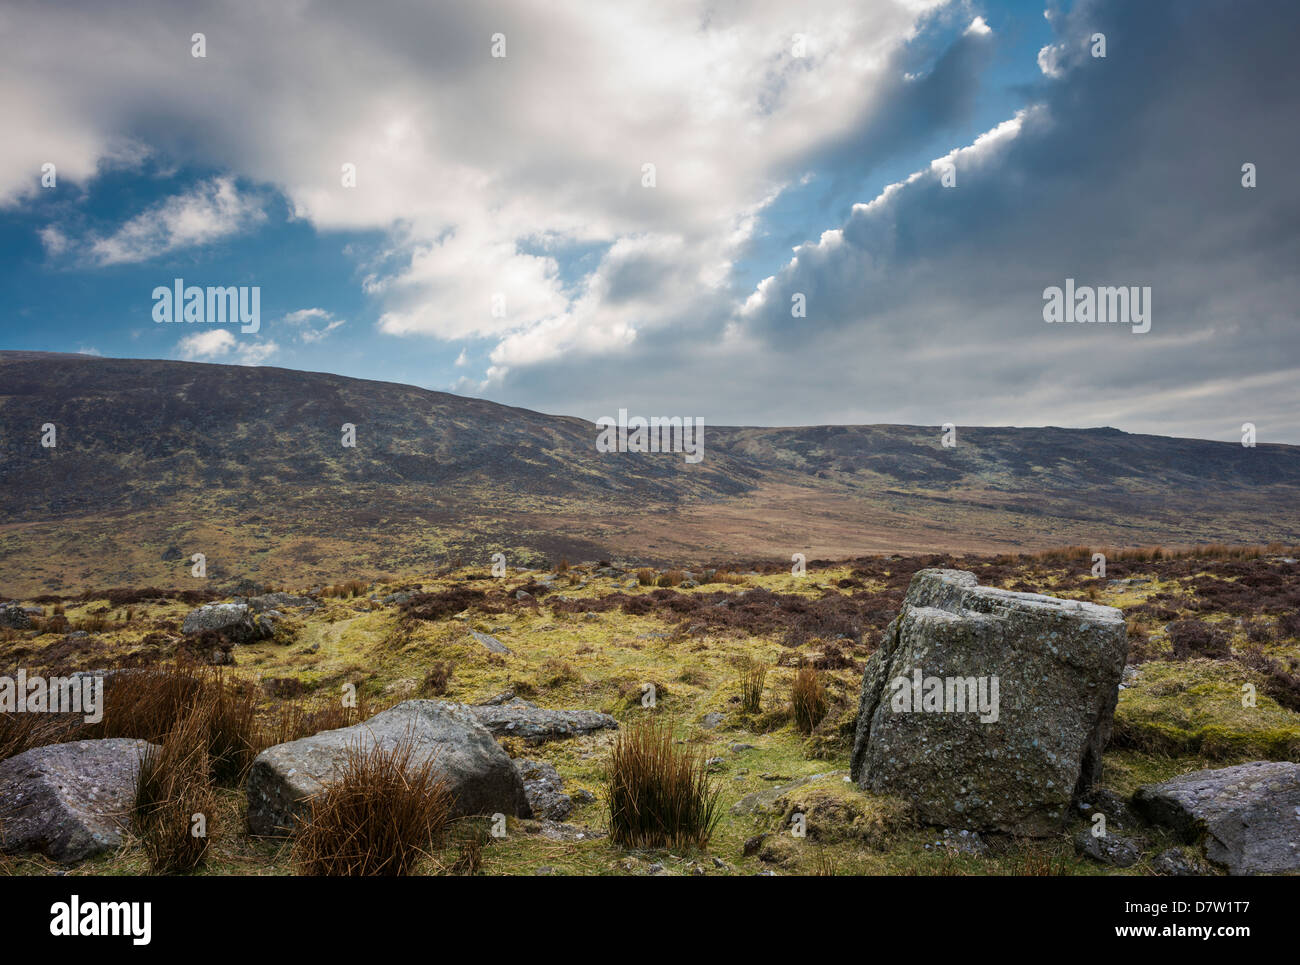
[[3, 350, 1298, 595]]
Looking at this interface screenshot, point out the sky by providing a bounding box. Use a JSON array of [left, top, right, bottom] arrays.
[[1, 0, 1296, 442]]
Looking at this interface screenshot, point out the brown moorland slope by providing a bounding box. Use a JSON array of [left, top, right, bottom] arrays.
[[2, 351, 1298, 595]]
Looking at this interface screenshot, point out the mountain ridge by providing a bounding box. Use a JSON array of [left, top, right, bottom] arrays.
[[2, 351, 1298, 595]]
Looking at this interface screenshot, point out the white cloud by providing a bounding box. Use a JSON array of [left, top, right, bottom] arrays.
[[0, 0, 950, 352], [177, 329, 236, 360], [177, 329, 277, 365], [39, 226, 69, 255], [234, 340, 280, 365], [283, 308, 345, 343], [84, 176, 264, 265]]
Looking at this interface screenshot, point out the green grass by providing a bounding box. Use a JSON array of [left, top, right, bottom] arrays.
[[3, 553, 1297, 875]]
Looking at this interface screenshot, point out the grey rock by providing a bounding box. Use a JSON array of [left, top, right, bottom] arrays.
[[1151, 847, 1208, 876], [468, 629, 511, 654], [513, 759, 572, 820], [0, 738, 156, 862], [571, 788, 595, 805], [731, 772, 845, 815], [381, 591, 413, 606], [1077, 787, 1138, 831], [245, 699, 530, 836], [469, 701, 618, 742], [181, 602, 273, 643], [926, 828, 989, 856], [0, 604, 32, 630], [1074, 829, 1141, 867], [248, 592, 316, 612], [1133, 761, 1300, 875], [699, 712, 726, 730], [521, 819, 604, 842], [851, 569, 1127, 835]]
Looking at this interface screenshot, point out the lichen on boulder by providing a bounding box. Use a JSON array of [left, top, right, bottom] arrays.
[[850, 568, 1127, 835]]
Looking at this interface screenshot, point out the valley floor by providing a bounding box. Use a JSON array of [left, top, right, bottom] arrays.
[[2, 548, 1298, 876]]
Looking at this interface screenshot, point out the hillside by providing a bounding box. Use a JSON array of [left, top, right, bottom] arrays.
[[2, 350, 1299, 595]]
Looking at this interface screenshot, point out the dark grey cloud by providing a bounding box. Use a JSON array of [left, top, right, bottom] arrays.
[[496, 0, 1300, 443]]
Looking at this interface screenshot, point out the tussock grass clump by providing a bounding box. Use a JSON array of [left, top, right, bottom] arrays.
[[133, 709, 215, 874], [421, 661, 454, 696], [739, 659, 766, 714], [0, 712, 79, 763], [791, 665, 828, 735], [656, 570, 685, 588], [292, 738, 452, 876], [606, 720, 722, 851], [264, 693, 390, 746], [320, 579, 368, 598], [711, 569, 746, 585], [74, 613, 111, 633], [636, 568, 656, 586], [86, 664, 260, 783], [449, 824, 491, 875]]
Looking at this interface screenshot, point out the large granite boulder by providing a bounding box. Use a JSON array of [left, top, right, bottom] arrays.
[[0, 738, 155, 862], [181, 602, 273, 643], [850, 569, 1127, 835], [1133, 761, 1300, 875], [246, 699, 530, 836]]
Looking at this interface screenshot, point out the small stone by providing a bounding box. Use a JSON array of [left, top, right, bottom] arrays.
[[1074, 829, 1140, 867]]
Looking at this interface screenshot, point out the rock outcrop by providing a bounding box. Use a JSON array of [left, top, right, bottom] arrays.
[[0, 603, 32, 630], [0, 738, 155, 862], [513, 759, 572, 820], [850, 569, 1127, 835], [181, 602, 274, 643], [469, 699, 618, 743], [1133, 761, 1300, 874], [245, 699, 530, 836]]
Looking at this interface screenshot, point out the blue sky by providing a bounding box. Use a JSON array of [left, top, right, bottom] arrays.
[[2, 0, 1296, 441]]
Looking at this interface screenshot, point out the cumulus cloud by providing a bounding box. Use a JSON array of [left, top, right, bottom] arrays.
[[474, 0, 1300, 440], [2, 0, 967, 350], [84, 176, 264, 265], [5, 0, 1296, 440], [177, 328, 277, 365]]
